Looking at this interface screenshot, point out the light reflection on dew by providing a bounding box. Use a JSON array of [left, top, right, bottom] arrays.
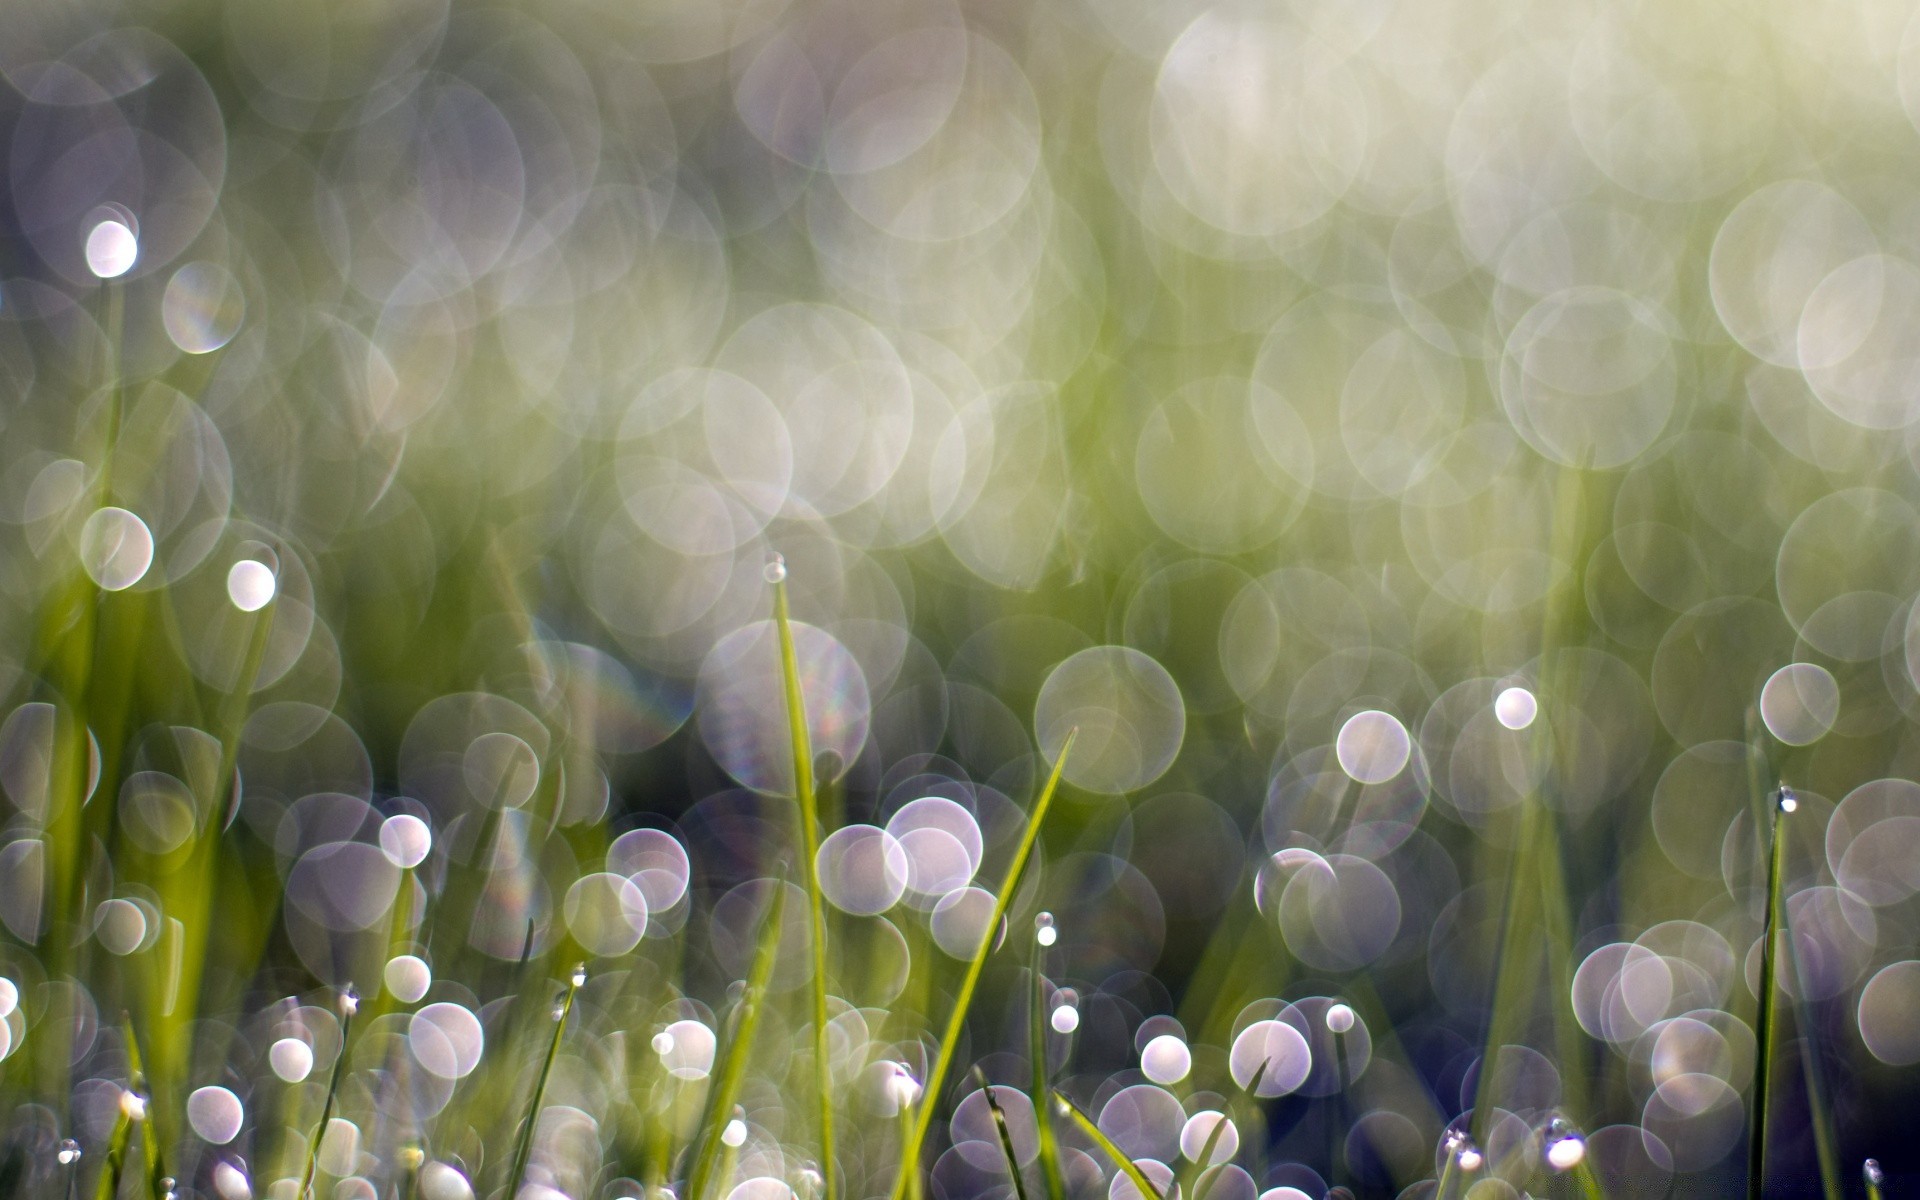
[[1493, 686, 1537, 730], [269, 1037, 314, 1083], [1141, 1033, 1191, 1084], [227, 560, 276, 612], [86, 218, 138, 279], [379, 813, 433, 869]]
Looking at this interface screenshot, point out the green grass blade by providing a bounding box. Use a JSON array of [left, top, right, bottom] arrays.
[[773, 564, 835, 1200], [1747, 788, 1789, 1200], [1050, 1090, 1160, 1200], [887, 730, 1077, 1200], [299, 991, 357, 1200], [973, 1067, 1031, 1200], [1029, 936, 1065, 1200], [505, 966, 584, 1200], [686, 879, 786, 1200]]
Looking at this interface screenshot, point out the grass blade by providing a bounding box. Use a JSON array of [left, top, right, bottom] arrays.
[[973, 1067, 1031, 1200], [887, 731, 1077, 1200], [1050, 1090, 1160, 1200], [1177, 1060, 1262, 1200], [1029, 934, 1066, 1200], [1747, 786, 1790, 1200], [772, 561, 835, 1200], [504, 965, 585, 1200], [1173, 1111, 1231, 1200], [686, 878, 786, 1200], [299, 989, 358, 1200]]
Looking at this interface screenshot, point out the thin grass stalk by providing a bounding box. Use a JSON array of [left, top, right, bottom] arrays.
[[973, 1068, 1031, 1200], [92, 1100, 134, 1200], [299, 991, 358, 1200], [505, 966, 585, 1200], [1174, 1109, 1232, 1200], [686, 880, 786, 1200], [1050, 1091, 1161, 1200], [887, 731, 1077, 1200], [1028, 937, 1066, 1200], [772, 564, 834, 1200], [1747, 787, 1790, 1200]]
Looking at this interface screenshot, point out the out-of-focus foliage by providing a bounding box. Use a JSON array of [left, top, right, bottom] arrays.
[[0, 0, 1917, 1196]]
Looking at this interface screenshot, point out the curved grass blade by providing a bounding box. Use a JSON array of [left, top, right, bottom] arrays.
[[505, 965, 585, 1200], [888, 731, 1077, 1200], [773, 564, 835, 1200], [1050, 1090, 1160, 1200], [973, 1067, 1031, 1200], [686, 879, 786, 1200]]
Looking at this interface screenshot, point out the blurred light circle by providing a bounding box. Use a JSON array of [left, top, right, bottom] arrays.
[[227, 560, 276, 612], [187, 1085, 244, 1144], [1229, 1019, 1312, 1096], [79, 508, 155, 591], [1709, 180, 1876, 368], [418, 1164, 473, 1200], [1859, 961, 1920, 1065], [384, 954, 431, 1003], [163, 261, 245, 353], [1759, 663, 1839, 745], [269, 1037, 314, 1083], [0, 977, 15, 1018], [660, 1018, 716, 1080], [564, 871, 649, 956], [1051, 1004, 1080, 1034], [463, 731, 540, 809], [929, 885, 997, 958], [85, 219, 138, 278], [697, 620, 871, 797], [1494, 687, 1537, 730], [1500, 287, 1675, 470], [1335, 710, 1410, 784], [379, 814, 432, 869], [410, 1002, 484, 1079], [816, 824, 908, 915], [1034, 646, 1185, 794], [1109, 1160, 1174, 1200], [725, 1179, 793, 1200], [1799, 255, 1920, 430], [1141, 1034, 1191, 1084], [1097, 1084, 1185, 1161], [608, 828, 692, 912], [95, 898, 147, 955]]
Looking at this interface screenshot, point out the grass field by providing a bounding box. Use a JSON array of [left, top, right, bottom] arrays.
[[0, 1, 1917, 1198]]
